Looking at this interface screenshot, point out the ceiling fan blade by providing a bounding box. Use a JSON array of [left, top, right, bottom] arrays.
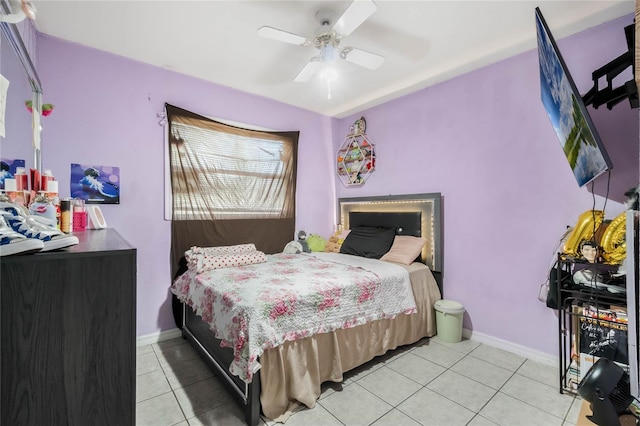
[[332, 0, 377, 37], [294, 59, 322, 82], [257, 26, 308, 46], [341, 47, 384, 70]]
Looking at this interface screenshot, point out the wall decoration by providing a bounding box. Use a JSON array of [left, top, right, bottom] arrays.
[[71, 163, 120, 204], [337, 117, 375, 186], [24, 100, 54, 116], [0, 158, 25, 189]]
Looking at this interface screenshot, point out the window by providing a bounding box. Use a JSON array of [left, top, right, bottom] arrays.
[[166, 104, 297, 221]]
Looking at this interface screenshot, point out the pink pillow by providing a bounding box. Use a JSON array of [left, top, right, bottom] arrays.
[[380, 236, 426, 265]]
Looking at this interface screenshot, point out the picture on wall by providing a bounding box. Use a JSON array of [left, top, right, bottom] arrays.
[[71, 163, 120, 204], [0, 158, 25, 190]]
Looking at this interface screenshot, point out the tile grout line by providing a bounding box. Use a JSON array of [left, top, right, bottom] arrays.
[[138, 337, 570, 426], [343, 346, 474, 426], [462, 354, 524, 425], [151, 344, 191, 425]]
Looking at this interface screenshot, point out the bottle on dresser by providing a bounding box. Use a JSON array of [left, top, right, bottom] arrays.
[[28, 176, 61, 229], [3, 178, 26, 206]]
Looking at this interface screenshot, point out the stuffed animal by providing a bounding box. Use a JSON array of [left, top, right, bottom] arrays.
[[325, 233, 342, 253], [306, 234, 327, 252], [283, 241, 303, 254], [297, 230, 311, 253]]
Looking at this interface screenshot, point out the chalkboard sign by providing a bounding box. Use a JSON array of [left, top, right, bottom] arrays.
[[579, 316, 628, 365]]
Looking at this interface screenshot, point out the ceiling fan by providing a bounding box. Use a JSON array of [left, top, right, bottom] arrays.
[[257, 0, 385, 83]]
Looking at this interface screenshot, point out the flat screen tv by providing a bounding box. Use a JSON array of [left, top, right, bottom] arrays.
[[535, 7, 612, 187]]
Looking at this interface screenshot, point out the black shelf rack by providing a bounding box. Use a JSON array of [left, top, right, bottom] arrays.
[[556, 254, 628, 395]]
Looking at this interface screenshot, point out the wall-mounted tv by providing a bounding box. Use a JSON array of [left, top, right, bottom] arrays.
[[535, 7, 612, 187]]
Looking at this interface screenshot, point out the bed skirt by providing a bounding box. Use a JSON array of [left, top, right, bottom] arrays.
[[260, 262, 441, 421]]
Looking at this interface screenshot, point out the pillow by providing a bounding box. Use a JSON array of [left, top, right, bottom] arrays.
[[380, 235, 426, 265], [338, 229, 351, 240], [190, 250, 266, 273], [339, 226, 396, 259], [186, 244, 257, 269]]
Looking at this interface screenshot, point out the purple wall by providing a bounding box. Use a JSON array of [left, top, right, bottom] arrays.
[[334, 14, 636, 356], [2, 13, 636, 359], [25, 36, 337, 337]]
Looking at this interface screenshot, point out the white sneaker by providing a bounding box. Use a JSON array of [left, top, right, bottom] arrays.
[[0, 214, 44, 256], [1, 202, 79, 251]]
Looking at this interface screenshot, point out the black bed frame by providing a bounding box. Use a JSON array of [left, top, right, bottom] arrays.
[[177, 193, 443, 425]]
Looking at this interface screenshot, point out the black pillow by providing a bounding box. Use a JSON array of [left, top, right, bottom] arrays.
[[340, 226, 396, 259]]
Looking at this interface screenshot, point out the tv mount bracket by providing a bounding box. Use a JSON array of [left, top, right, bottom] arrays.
[[582, 23, 638, 110]]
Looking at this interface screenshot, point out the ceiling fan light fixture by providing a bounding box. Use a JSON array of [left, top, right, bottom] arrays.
[[320, 43, 337, 63]]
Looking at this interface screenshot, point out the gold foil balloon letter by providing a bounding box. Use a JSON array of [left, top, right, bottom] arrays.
[[563, 210, 604, 256], [600, 211, 626, 264]]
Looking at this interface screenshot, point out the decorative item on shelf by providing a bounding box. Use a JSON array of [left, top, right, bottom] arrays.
[[87, 205, 107, 229], [600, 211, 627, 264], [350, 116, 366, 135], [579, 240, 601, 263], [562, 210, 604, 257], [337, 117, 375, 186], [24, 100, 54, 117]]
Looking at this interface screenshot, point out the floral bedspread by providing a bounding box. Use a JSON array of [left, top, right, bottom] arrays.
[[171, 252, 417, 382]]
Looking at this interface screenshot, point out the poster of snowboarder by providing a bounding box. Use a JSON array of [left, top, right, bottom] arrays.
[[71, 163, 120, 204]]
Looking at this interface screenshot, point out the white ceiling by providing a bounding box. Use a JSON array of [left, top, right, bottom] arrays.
[[30, 0, 634, 118]]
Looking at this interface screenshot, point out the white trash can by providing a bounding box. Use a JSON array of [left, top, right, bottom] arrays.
[[434, 299, 465, 343]]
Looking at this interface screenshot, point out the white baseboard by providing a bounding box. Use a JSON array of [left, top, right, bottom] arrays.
[[137, 328, 182, 347], [463, 328, 558, 368]]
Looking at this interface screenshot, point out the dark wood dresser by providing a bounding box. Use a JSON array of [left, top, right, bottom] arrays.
[[0, 228, 136, 426]]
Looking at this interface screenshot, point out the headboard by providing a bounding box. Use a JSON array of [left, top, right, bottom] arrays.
[[338, 193, 443, 292]]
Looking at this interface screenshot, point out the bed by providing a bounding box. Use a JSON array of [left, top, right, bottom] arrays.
[[171, 193, 443, 425]]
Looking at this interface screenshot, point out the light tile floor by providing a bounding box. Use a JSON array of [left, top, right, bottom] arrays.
[[136, 336, 582, 426]]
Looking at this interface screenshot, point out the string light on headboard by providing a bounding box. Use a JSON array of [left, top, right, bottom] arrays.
[[338, 193, 442, 272]]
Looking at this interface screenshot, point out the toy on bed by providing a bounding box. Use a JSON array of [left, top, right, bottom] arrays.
[[284, 231, 326, 253], [297, 230, 311, 253], [282, 241, 303, 254], [306, 234, 326, 252], [325, 229, 348, 253]]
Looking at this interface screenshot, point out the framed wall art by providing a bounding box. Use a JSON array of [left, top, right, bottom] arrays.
[[70, 163, 120, 204]]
